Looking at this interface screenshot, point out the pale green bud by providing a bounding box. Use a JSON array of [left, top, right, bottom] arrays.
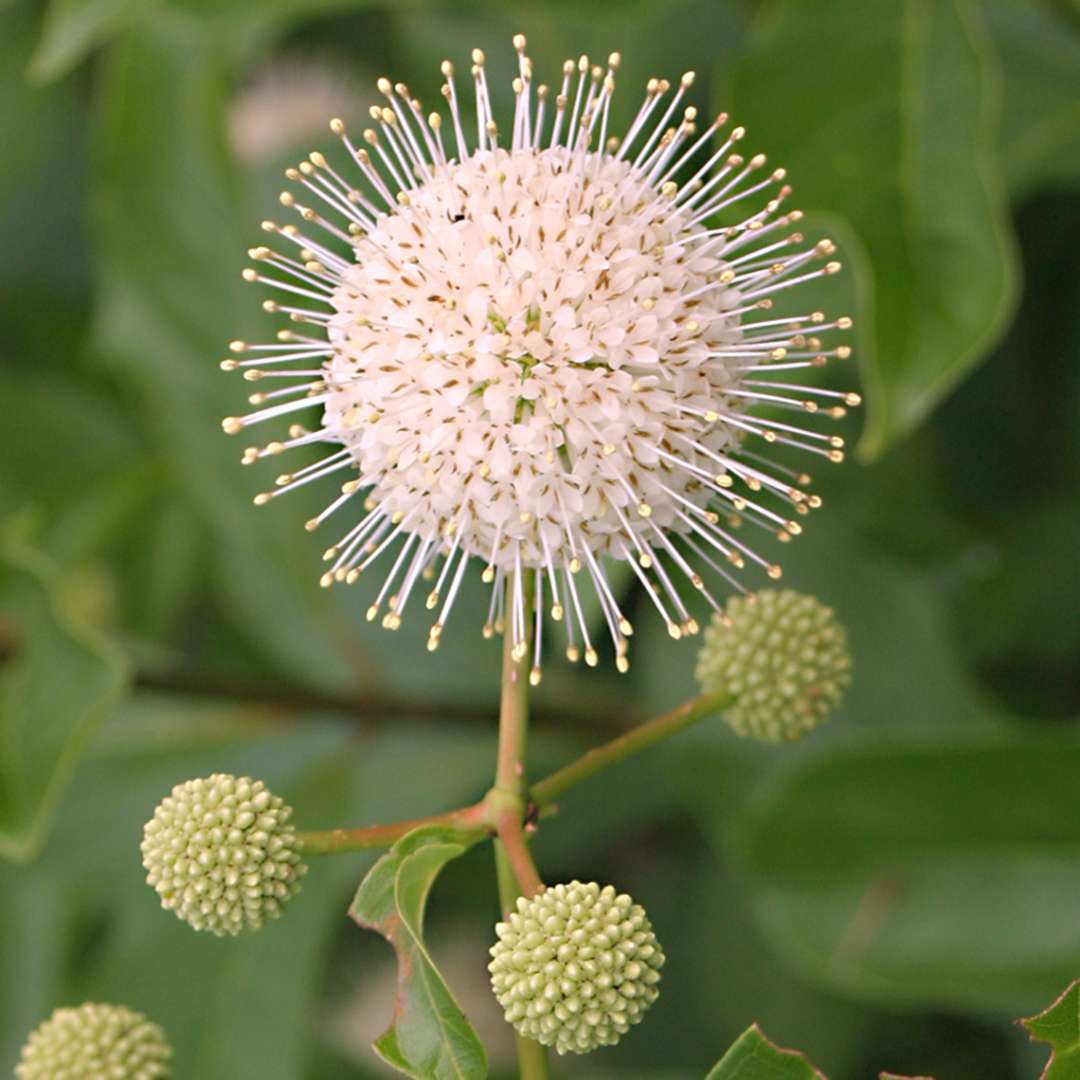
[[489, 880, 665, 1055], [141, 772, 306, 936], [16, 1002, 171, 1079], [695, 588, 850, 742]]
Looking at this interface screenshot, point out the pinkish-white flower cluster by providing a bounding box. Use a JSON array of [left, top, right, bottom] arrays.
[[223, 38, 856, 677]]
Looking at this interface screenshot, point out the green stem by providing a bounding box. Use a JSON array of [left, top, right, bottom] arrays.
[[492, 573, 545, 898], [495, 843, 551, 1079], [299, 689, 734, 856], [495, 578, 532, 796], [495, 803, 544, 898], [494, 838, 520, 917], [492, 571, 550, 1079], [529, 688, 735, 808], [299, 801, 490, 855]]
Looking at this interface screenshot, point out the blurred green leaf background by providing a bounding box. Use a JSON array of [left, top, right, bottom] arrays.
[[1, 0, 1078, 1076]]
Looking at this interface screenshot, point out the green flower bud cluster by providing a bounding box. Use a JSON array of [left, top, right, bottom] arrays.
[[16, 1002, 171, 1079], [489, 880, 664, 1054], [141, 773, 306, 936], [696, 588, 851, 742]]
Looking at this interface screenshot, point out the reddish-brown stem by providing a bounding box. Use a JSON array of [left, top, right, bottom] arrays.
[[298, 800, 491, 855], [491, 575, 543, 896], [495, 585, 531, 794], [494, 806, 544, 898], [492, 571, 550, 1079], [300, 687, 735, 858]]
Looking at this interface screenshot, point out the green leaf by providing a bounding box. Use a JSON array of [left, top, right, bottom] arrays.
[[0, 703, 497, 1077], [728, 0, 1018, 458], [0, 371, 139, 524], [1022, 979, 1080, 1080], [640, 514, 995, 733], [29, 0, 372, 83], [168, 0, 377, 22], [727, 732, 1080, 1009], [1, 713, 356, 1079], [982, 0, 1080, 200], [1, 0, 93, 348], [706, 1023, 825, 1079], [349, 825, 488, 1080], [1, 4, 77, 200], [0, 537, 128, 860], [28, 0, 142, 82], [389, 0, 746, 135], [89, 11, 362, 689]]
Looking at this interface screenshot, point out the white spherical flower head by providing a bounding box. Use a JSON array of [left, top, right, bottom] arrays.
[[224, 41, 858, 677], [141, 773, 307, 936], [489, 880, 664, 1054], [695, 588, 851, 741], [16, 1002, 172, 1080], [324, 145, 745, 576]]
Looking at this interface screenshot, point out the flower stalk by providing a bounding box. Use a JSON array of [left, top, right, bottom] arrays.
[[494, 572, 550, 1078], [300, 687, 736, 858], [493, 571, 545, 899], [298, 801, 491, 855], [494, 845, 552, 1079], [529, 688, 735, 809]]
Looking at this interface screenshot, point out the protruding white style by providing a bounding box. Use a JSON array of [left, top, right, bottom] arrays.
[[224, 39, 857, 675]]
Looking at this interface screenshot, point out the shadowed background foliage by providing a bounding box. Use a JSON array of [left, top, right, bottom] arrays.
[[1, 0, 1078, 1076]]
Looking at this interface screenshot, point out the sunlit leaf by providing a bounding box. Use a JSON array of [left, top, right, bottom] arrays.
[[350, 825, 488, 1079]]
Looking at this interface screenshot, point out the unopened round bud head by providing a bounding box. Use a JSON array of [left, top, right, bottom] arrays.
[[489, 881, 665, 1054], [16, 1002, 171, 1079], [696, 588, 850, 742], [141, 773, 307, 936]]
